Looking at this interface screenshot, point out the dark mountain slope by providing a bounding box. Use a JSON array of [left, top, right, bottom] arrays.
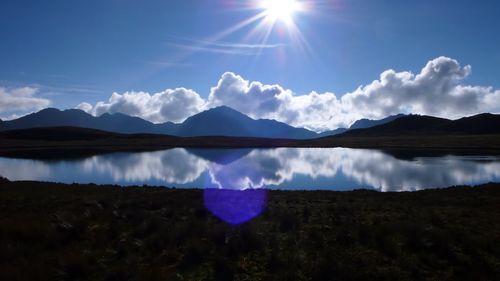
[[0, 126, 122, 141], [155, 106, 316, 139], [317, 128, 349, 137], [318, 114, 406, 137], [350, 114, 406, 130], [0, 108, 172, 134], [440, 113, 500, 134], [338, 113, 500, 137], [0, 106, 317, 139]]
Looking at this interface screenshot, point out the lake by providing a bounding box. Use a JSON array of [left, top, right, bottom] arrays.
[[1, 147, 499, 192]]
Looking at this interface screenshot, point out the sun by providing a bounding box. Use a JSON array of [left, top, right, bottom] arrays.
[[260, 0, 302, 24]]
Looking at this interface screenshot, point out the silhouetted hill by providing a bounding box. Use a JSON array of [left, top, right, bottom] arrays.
[[441, 113, 500, 134], [350, 114, 406, 130], [176, 106, 316, 139], [1, 125, 500, 159], [0, 106, 317, 139], [317, 128, 349, 137], [0, 126, 122, 141], [338, 113, 500, 137], [0, 108, 170, 134], [318, 114, 406, 137]]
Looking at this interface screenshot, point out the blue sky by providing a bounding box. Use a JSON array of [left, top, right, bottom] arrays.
[[1, 0, 500, 130]]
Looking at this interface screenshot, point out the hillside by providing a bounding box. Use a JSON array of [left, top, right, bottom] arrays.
[[176, 106, 316, 139], [318, 114, 406, 137], [0, 107, 316, 139], [337, 113, 500, 137]]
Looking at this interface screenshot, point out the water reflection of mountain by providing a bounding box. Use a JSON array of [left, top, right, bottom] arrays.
[[0, 148, 499, 191], [186, 148, 253, 165]]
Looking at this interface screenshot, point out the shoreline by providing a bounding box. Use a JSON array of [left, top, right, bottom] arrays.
[[2, 177, 500, 193], [1, 127, 500, 159], [1, 138, 500, 160]]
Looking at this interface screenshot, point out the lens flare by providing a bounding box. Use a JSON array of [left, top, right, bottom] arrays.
[[204, 188, 268, 225]]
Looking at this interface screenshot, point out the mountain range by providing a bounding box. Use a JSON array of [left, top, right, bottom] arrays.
[[0, 106, 318, 139], [1, 106, 498, 139]]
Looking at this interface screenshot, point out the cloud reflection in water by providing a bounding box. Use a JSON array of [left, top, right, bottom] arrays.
[[1, 148, 499, 224], [1, 148, 499, 192]]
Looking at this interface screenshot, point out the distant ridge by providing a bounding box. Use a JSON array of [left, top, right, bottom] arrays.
[[0, 106, 317, 139], [317, 127, 349, 137], [0, 108, 172, 134], [318, 114, 406, 137], [350, 114, 406, 130], [441, 113, 500, 134], [338, 113, 500, 136]]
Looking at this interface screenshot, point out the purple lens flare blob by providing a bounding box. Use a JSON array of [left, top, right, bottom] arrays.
[[203, 188, 268, 225]]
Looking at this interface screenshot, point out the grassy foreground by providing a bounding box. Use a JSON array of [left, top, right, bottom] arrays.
[[1, 178, 500, 281]]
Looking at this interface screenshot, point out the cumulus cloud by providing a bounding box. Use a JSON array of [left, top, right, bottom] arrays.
[[206, 57, 500, 130], [0, 86, 50, 117], [79, 88, 205, 123], [76, 102, 93, 113], [79, 56, 500, 131], [206, 72, 345, 131], [340, 56, 500, 121]]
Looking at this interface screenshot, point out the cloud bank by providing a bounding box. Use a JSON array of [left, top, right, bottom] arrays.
[[0, 87, 50, 119], [0, 56, 484, 130], [77, 56, 500, 131], [341, 57, 500, 121]]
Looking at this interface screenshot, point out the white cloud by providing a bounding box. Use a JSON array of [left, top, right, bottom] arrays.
[[339, 56, 500, 121], [81, 88, 205, 123], [167, 38, 285, 56], [0, 86, 50, 117], [206, 72, 345, 131], [79, 56, 500, 131], [76, 102, 93, 113], [206, 57, 500, 131]]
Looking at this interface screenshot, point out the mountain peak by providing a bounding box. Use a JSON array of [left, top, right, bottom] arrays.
[[177, 105, 315, 138], [202, 106, 245, 115], [63, 108, 88, 114], [184, 106, 252, 124], [210, 105, 233, 111], [38, 107, 61, 114]]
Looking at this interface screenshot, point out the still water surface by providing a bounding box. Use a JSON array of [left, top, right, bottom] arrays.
[[1, 148, 499, 192]]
